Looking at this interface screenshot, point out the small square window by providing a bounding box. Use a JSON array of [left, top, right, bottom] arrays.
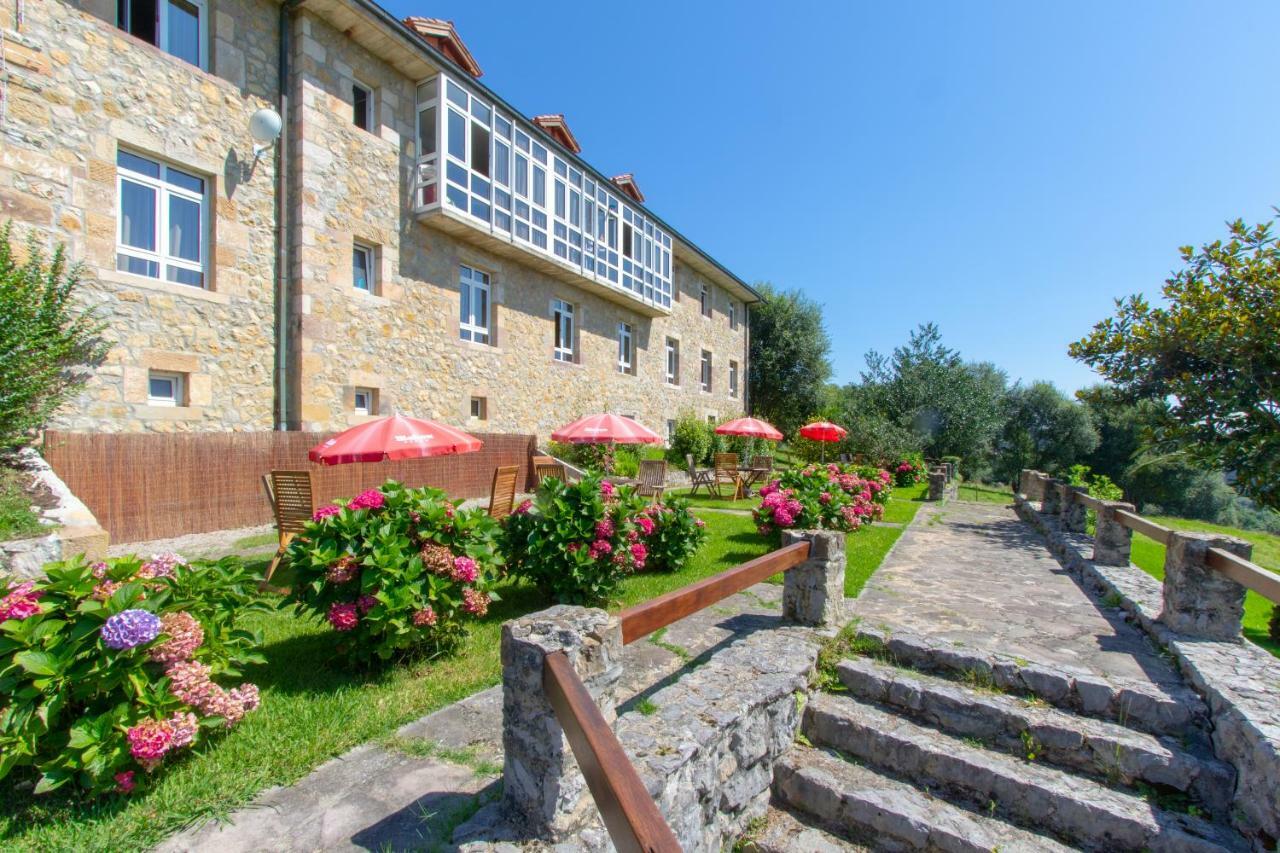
[[353, 387, 376, 415], [706, 414, 717, 425], [470, 396, 487, 420], [353, 82, 374, 132], [352, 242, 378, 293], [666, 419, 676, 444], [147, 370, 185, 406]]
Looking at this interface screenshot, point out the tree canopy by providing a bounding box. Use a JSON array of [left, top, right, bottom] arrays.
[[1070, 215, 1280, 509], [747, 282, 832, 436], [990, 382, 1098, 485]]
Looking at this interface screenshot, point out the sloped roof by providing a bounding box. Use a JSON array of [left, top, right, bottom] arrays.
[[610, 173, 645, 203], [531, 114, 581, 154], [402, 17, 482, 77]]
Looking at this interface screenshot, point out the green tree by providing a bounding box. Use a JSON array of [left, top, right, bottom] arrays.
[[992, 382, 1098, 484], [1070, 215, 1280, 509], [0, 224, 109, 448], [747, 282, 832, 436]]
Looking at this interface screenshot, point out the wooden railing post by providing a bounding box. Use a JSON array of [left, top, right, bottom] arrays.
[[1159, 532, 1253, 641], [1093, 500, 1135, 566], [781, 529, 846, 627], [1062, 485, 1089, 533], [500, 605, 623, 839]]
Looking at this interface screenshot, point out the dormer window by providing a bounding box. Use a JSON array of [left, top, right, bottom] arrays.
[[611, 173, 645, 203], [532, 114, 581, 154], [402, 17, 483, 77]]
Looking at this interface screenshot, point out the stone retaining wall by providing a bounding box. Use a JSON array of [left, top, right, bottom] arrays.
[[1014, 492, 1280, 844]]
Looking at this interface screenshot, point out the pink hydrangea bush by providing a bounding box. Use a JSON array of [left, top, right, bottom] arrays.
[[0, 554, 266, 797], [286, 480, 503, 664], [753, 463, 893, 536], [892, 452, 927, 487]]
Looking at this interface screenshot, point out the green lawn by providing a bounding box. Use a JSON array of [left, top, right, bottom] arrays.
[[1129, 518, 1279, 658], [0, 466, 44, 541], [957, 482, 1013, 504], [882, 481, 929, 523], [668, 486, 758, 511], [0, 511, 771, 852]]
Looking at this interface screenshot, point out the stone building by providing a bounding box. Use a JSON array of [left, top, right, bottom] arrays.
[[0, 0, 758, 440]]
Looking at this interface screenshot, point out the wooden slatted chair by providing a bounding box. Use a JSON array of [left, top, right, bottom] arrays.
[[533, 458, 567, 485], [488, 464, 520, 519], [686, 453, 714, 497], [635, 459, 667, 504], [713, 452, 742, 500], [263, 470, 314, 587]]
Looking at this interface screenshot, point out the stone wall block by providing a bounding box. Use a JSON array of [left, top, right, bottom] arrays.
[[782, 529, 846, 627], [1159, 532, 1251, 641], [1093, 501, 1135, 566], [1041, 479, 1062, 515], [499, 604, 622, 839], [927, 471, 947, 502], [1063, 485, 1089, 533]]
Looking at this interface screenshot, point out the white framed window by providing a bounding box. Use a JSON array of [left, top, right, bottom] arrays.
[[700, 350, 712, 392], [729, 301, 738, 331], [352, 242, 376, 293], [706, 414, 717, 425], [665, 338, 679, 385], [553, 299, 575, 362], [353, 387, 376, 415], [469, 396, 487, 420], [117, 0, 206, 69], [147, 370, 185, 406], [666, 419, 676, 444], [116, 150, 208, 288], [700, 283, 711, 318], [459, 265, 491, 344], [617, 322, 633, 374], [353, 82, 374, 132], [729, 360, 739, 398]]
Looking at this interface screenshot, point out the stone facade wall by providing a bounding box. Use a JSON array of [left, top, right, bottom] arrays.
[[291, 11, 749, 438], [2, 0, 281, 432]]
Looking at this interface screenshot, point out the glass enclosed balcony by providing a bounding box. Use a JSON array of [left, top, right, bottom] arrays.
[[413, 73, 674, 315]]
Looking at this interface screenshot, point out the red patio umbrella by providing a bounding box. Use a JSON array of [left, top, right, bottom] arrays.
[[551, 413, 662, 444], [798, 420, 847, 462], [714, 416, 784, 441], [307, 414, 483, 465]]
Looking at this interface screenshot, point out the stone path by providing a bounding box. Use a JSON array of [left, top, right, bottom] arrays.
[[160, 582, 792, 852]]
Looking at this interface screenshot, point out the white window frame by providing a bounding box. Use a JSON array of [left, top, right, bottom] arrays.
[[700, 350, 713, 393], [665, 338, 679, 385], [666, 419, 676, 444], [469, 396, 487, 420], [729, 360, 739, 398], [147, 370, 184, 407], [553, 299, 575, 362], [118, 0, 208, 69], [352, 242, 376, 293], [617, 322, 633, 374], [116, 149, 208, 288], [700, 283, 711, 318], [353, 387, 375, 416], [353, 81, 374, 132], [729, 301, 738, 331], [459, 265, 491, 344]]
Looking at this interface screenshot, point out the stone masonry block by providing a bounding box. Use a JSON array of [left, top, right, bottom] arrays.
[[1063, 485, 1089, 533], [1159, 532, 1251, 642], [1041, 479, 1062, 515], [1093, 501, 1135, 566], [782, 529, 846, 627], [927, 471, 947, 502], [499, 605, 621, 840]]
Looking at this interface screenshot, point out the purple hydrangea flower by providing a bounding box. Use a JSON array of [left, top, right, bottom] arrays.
[[101, 609, 163, 650]]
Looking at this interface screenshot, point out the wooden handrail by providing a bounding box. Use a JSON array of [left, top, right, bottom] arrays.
[[1073, 492, 1104, 512], [619, 541, 811, 644], [1114, 509, 1173, 545], [542, 651, 681, 853], [1207, 547, 1280, 605]]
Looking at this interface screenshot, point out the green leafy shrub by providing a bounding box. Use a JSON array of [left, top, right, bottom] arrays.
[[548, 440, 617, 475], [892, 452, 927, 487], [0, 553, 266, 797], [0, 222, 110, 449], [286, 481, 502, 664], [667, 415, 714, 467], [753, 463, 892, 535], [638, 496, 708, 572]]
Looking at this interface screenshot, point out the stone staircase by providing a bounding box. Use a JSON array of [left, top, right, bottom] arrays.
[[763, 636, 1250, 852]]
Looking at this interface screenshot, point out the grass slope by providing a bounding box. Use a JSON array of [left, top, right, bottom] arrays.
[[0, 467, 44, 541]]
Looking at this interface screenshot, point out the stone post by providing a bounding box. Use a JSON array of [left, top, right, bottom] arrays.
[[1041, 478, 1062, 515], [1158, 532, 1252, 641], [1026, 472, 1046, 501], [927, 470, 947, 501], [1062, 485, 1089, 533], [500, 605, 623, 839], [1018, 469, 1033, 497], [1092, 501, 1135, 566], [782, 529, 846, 627]]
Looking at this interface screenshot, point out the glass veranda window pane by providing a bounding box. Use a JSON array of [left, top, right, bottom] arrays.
[[447, 110, 466, 160], [166, 0, 201, 66], [471, 124, 490, 176], [418, 106, 437, 155]]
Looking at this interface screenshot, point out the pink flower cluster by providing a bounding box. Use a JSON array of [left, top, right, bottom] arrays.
[[514, 499, 533, 514], [0, 580, 42, 622], [462, 587, 490, 616], [412, 606, 437, 627], [630, 542, 648, 568], [117, 710, 197, 785], [326, 555, 360, 583], [357, 594, 379, 614], [588, 539, 613, 559], [138, 551, 184, 580], [594, 518, 615, 539], [166, 659, 259, 726], [600, 480, 615, 498], [327, 601, 360, 631], [635, 515, 655, 536], [450, 555, 478, 584], [313, 504, 342, 522], [147, 611, 205, 663], [347, 489, 386, 511], [761, 489, 803, 528]]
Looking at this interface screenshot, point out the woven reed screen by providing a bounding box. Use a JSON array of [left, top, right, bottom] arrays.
[[43, 431, 538, 544]]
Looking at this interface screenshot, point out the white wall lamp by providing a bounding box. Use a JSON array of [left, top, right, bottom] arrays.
[[250, 107, 283, 160]]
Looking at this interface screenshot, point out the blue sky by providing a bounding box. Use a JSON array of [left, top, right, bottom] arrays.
[[385, 0, 1280, 392]]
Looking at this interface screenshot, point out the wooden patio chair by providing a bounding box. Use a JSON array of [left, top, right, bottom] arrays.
[[262, 469, 314, 587], [533, 458, 567, 485], [686, 453, 714, 497], [635, 459, 667, 504], [713, 452, 742, 500], [488, 464, 519, 519]]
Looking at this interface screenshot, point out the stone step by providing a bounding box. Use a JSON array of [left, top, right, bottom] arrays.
[[834, 655, 1235, 817], [803, 693, 1246, 852], [854, 625, 1209, 740], [742, 803, 871, 852], [773, 746, 1076, 852]]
